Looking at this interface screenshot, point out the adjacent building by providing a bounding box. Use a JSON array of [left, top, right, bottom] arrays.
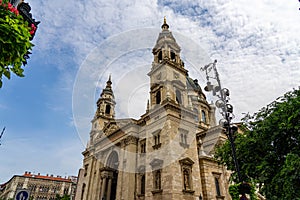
[[0, 172, 77, 200], [75, 19, 232, 200]]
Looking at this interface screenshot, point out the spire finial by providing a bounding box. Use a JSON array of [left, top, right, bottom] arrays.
[[161, 16, 169, 30], [106, 74, 112, 88]]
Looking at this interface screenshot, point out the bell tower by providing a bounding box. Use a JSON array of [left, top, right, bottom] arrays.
[[142, 18, 204, 200], [148, 17, 189, 109], [92, 75, 116, 130]]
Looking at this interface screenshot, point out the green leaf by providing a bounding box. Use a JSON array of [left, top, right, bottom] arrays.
[[215, 88, 300, 199], [3, 68, 10, 79]]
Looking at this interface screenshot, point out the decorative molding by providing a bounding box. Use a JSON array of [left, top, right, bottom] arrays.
[[151, 189, 163, 195], [152, 143, 162, 150], [138, 165, 146, 173], [123, 135, 138, 146], [156, 72, 162, 80], [173, 72, 179, 79], [104, 124, 118, 137], [179, 142, 189, 149], [151, 129, 161, 135], [182, 189, 195, 194], [150, 158, 163, 170], [179, 157, 194, 166]]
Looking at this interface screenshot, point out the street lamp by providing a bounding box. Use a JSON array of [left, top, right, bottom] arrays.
[[201, 60, 242, 183], [0, 127, 5, 146]]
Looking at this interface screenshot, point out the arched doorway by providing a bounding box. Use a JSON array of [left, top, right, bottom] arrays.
[[105, 151, 119, 200]]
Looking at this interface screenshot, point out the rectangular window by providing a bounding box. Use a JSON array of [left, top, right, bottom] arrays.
[[215, 177, 221, 196], [179, 158, 195, 194], [140, 139, 146, 153], [213, 173, 223, 197], [152, 130, 162, 149], [154, 170, 161, 190], [154, 134, 160, 145], [179, 128, 189, 148], [84, 164, 88, 176]]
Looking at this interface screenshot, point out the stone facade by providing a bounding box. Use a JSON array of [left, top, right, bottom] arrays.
[[0, 172, 77, 200], [75, 19, 231, 200]]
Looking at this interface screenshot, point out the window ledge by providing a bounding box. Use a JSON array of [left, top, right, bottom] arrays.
[[151, 189, 163, 195], [152, 143, 162, 149], [182, 189, 195, 194], [179, 142, 189, 149]]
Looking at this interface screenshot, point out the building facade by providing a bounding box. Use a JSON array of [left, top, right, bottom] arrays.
[[0, 172, 77, 200], [75, 19, 231, 200]]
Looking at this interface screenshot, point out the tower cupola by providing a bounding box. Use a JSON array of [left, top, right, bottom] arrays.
[[95, 75, 116, 120], [152, 17, 183, 67]]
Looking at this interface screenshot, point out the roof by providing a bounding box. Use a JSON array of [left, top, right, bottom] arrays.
[[22, 172, 73, 182]]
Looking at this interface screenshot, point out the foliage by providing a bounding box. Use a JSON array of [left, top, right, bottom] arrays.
[[229, 183, 257, 200], [56, 194, 71, 200], [215, 88, 300, 199], [229, 184, 240, 200], [0, 0, 34, 88]]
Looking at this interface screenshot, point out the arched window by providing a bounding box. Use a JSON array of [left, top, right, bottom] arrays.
[[176, 90, 182, 104], [201, 110, 207, 123], [107, 151, 119, 169], [171, 51, 176, 61], [105, 104, 111, 114], [158, 51, 162, 62], [156, 90, 161, 104]]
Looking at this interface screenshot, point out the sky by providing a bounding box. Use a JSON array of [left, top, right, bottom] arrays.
[[0, 0, 300, 183]]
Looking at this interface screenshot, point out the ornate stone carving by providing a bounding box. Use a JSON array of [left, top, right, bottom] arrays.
[[104, 124, 118, 136], [150, 158, 163, 170], [123, 135, 138, 146]]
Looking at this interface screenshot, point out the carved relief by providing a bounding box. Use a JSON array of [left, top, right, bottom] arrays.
[[123, 135, 138, 146], [103, 124, 118, 137]]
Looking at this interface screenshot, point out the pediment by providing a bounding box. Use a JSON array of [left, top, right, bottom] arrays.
[[179, 157, 194, 166], [150, 158, 164, 169], [103, 121, 119, 136]]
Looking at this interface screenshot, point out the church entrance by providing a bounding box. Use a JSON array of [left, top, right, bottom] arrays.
[[109, 170, 118, 200], [100, 151, 119, 200]]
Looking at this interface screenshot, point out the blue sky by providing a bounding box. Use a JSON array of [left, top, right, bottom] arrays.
[[1, 0, 300, 182]]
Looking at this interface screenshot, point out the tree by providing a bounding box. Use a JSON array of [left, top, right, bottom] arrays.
[[55, 194, 71, 200], [215, 88, 300, 199]]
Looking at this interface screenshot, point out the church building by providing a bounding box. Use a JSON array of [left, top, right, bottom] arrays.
[[75, 19, 231, 200]]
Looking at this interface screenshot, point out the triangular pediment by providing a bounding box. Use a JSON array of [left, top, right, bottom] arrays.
[[179, 157, 194, 166], [103, 121, 119, 136]]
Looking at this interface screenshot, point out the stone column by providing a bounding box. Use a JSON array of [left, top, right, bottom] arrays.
[[106, 177, 112, 200], [100, 177, 107, 200]]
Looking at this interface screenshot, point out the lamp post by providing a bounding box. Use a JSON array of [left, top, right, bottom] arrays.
[[201, 60, 242, 183], [0, 127, 5, 146]]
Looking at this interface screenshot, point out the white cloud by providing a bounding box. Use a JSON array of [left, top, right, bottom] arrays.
[[4, 0, 297, 181]]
